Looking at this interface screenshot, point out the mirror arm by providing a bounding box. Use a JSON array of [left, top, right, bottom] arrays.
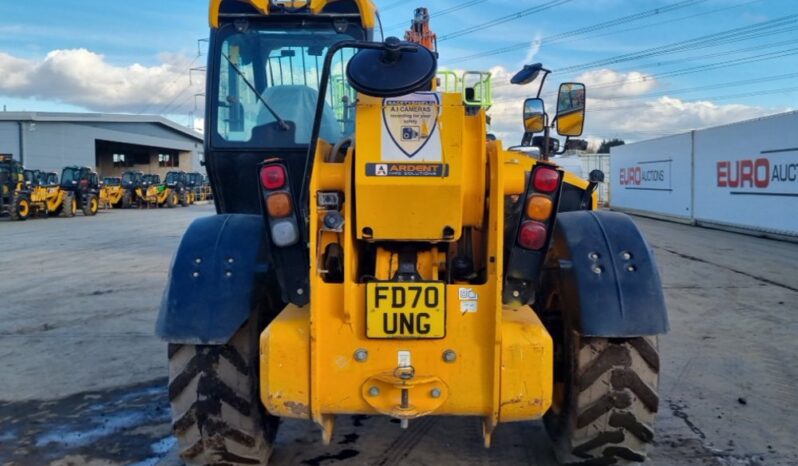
[[542, 122, 551, 161], [556, 136, 569, 156], [536, 69, 550, 99]]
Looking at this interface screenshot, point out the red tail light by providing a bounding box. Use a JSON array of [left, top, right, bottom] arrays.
[[518, 221, 548, 250], [534, 166, 559, 193], [260, 165, 286, 190]]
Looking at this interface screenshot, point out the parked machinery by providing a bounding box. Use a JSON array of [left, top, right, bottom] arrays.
[[120, 171, 145, 208], [0, 155, 30, 220], [186, 172, 210, 202], [99, 176, 123, 209], [157, 2, 668, 465], [59, 166, 99, 216], [165, 171, 194, 206]]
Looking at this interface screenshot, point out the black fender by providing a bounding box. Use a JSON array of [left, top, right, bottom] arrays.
[[156, 214, 277, 344], [546, 211, 669, 337]]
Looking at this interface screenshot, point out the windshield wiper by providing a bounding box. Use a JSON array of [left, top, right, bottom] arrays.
[[221, 52, 290, 131]]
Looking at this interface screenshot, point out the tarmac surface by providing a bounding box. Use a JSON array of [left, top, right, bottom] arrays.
[[1, 205, 796, 466]]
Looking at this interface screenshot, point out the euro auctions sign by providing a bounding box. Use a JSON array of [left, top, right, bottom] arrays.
[[716, 151, 798, 196], [619, 160, 672, 191]]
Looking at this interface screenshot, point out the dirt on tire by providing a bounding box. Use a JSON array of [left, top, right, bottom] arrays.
[[168, 319, 279, 466], [59, 193, 76, 218], [545, 334, 660, 465]]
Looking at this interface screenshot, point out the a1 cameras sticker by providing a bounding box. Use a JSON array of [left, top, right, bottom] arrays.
[[381, 93, 442, 161]]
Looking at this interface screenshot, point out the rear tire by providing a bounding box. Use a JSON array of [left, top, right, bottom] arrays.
[[121, 191, 132, 209], [168, 318, 279, 466], [167, 191, 178, 208], [545, 334, 660, 465], [180, 191, 189, 207], [59, 193, 76, 218], [10, 195, 30, 221], [83, 194, 99, 216]]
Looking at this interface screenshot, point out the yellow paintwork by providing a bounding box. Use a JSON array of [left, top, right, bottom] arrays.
[[257, 89, 589, 444], [25, 185, 70, 216], [261, 305, 310, 418], [557, 110, 584, 137], [209, 0, 377, 29], [143, 186, 179, 207], [354, 93, 485, 241], [498, 307, 553, 422], [100, 186, 123, 208]]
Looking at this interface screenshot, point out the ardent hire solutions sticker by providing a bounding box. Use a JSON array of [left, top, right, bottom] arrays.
[[381, 93, 442, 162], [365, 163, 449, 177]]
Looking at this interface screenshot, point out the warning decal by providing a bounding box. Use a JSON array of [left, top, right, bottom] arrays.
[[381, 93, 442, 161], [366, 163, 448, 177]]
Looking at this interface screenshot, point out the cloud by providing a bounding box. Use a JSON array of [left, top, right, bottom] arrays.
[[589, 96, 787, 141], [574, 68, 656, 99], [0, 49, 204, 114], [486, 65, 790, 144], [521, 33, 543, 67]]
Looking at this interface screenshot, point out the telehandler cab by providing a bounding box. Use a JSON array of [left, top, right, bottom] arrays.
[[165, 171, 195, 206], [158, 2, 668, 465], [120, 170, 145, 208], [60, 166, 100, 216]]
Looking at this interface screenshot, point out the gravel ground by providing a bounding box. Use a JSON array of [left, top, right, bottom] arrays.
[[0, 205, 796, 465]]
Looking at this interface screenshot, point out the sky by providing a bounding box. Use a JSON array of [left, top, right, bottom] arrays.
[[1, 0, 796, 146]]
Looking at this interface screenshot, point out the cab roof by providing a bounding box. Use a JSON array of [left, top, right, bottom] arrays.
[[209, 0, 377, 29]]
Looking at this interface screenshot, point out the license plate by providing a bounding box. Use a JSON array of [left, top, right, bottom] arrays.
[[366, 282, 446, 339]]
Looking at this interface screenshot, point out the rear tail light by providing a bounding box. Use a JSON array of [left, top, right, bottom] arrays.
[[259, 162, 299, 248], [267, 192, 293, 218], [526, 194, 553, 221], [271, 219, 299, 247], [533, 166, 559, 193], [504, 164, 564, 304], [518, 221, 548, 250], [261, 165, 286, 190]]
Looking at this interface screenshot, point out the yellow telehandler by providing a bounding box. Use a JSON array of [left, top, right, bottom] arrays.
[[157, 2, 668, 465], [100, 176, 123, 209]]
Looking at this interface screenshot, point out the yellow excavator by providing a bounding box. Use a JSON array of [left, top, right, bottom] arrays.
[[157, 2, 668, 465]]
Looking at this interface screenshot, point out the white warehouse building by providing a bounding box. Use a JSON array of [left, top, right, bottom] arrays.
[[0, 112, 204, 178]]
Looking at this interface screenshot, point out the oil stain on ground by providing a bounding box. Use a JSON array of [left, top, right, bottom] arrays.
[[0, 378, 174, 465]]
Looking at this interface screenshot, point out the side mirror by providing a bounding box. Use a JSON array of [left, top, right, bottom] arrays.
[[589, 169, 605, 183], [556, 82, 586, 137], [522, 98, 546, 134], [346, 37, 437, 98], [511, 63, 544, 85]]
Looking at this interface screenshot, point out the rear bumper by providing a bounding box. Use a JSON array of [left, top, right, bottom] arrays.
[[260, 302, 552, 424]]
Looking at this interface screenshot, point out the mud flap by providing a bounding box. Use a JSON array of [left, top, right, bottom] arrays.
[[547, 211, 669, 337], [156, 214, 275, 344]]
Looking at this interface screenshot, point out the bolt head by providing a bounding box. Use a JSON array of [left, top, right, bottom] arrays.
[[368, 386, 380, 397], [627, 265, 637, 272], [621, 251, 632, 261], [592, 266, 603, 275], [443, 350, 457, 363], [195, 258, 202, 264], [588, 252, 599, 261], [354, 349, 368, 362], [225, 271, 232, 278], [430, 388, 441, 399], [192, 271, 200, 278], [227, 257, 235, 264]]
